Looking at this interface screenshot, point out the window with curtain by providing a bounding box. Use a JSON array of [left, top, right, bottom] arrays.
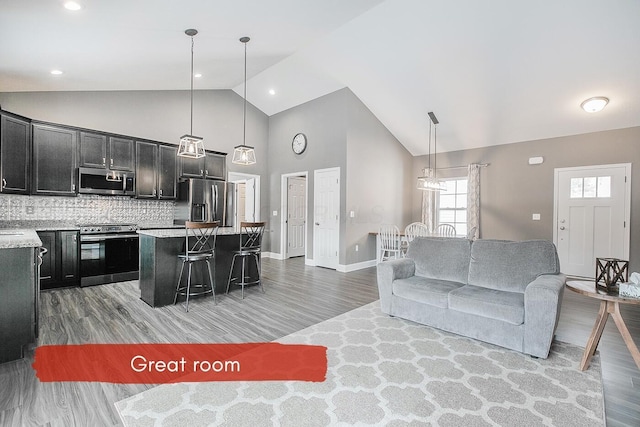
[[437, 178, 468, 236]]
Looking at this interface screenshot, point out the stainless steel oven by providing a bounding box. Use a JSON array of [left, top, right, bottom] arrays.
[[79, 224, 139, 287]]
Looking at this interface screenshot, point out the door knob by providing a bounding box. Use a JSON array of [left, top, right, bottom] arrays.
[[559, 226, 565, 230], [315, 222, 320, 226]]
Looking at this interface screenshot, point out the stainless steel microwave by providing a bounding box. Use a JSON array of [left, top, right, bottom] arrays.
[[78, 167, 135, 196]]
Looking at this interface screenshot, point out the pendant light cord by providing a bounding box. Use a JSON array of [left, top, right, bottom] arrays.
[[190, 36, 194, 136], [243, 39, 247, 146]]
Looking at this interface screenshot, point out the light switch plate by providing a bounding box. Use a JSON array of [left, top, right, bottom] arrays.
[[272, 210, 278, 216], [532, 213, 541, 221]]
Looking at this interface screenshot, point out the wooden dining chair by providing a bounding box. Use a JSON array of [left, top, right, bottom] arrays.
[[379, 224, 402, 262], [403, 222, 430, 255], [435, 223, 456, 237]]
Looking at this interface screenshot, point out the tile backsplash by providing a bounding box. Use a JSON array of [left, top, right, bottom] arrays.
[[0, 194, 175, 225]]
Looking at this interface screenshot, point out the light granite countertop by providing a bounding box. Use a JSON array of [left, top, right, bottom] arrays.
[[138, 226, 243, 238], [0, 229, 43, 249], [0, 220, 80, 231]]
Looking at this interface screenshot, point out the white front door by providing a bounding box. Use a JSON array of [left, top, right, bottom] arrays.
[[554, 164, 631, 278], [314, 168, 340, 269], [287, 176, 306, 258]]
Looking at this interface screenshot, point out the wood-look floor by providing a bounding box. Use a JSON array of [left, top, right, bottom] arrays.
[[0, 257, 638, 426]]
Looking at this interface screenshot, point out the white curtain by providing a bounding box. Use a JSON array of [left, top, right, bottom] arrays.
[[467, 163, 481, 239], [421, 168, 437, 233]]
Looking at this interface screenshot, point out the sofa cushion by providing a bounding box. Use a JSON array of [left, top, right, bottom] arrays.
[[393, 276, 465, 308], [468, 239, 560, 293], [406, 237, 472, 284], [448, 285, 525, 325]]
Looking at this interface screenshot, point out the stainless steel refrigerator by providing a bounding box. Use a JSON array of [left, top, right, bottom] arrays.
[[174, 179, 236, 226]]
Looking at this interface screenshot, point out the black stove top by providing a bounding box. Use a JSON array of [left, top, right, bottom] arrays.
[[78, 224, 138, 234]]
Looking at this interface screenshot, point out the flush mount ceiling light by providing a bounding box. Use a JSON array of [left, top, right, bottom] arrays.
[[50, 69, 63, 75], [581, 96, 609, 113], [417, 112, 446, 191], [64, 1, 82, 11], [232, 36, 257, 166], [177, 29, 205, 159]]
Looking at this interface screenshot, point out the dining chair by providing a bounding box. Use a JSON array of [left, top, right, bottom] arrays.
[[435, 223, 456, 237], [379, 224, 402, 262], [403, 222, 430, 255]]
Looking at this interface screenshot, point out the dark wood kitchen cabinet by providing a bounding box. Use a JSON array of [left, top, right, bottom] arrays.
[[0, 111, 31, 194], [0, 246, 38, 364], [135, 140, 158, 198], [80, 132, 134, 171], [37, 230, 79, 290], [178, 151, 226, 180], [32, 123, 77, 196], [158, 144, 177, 199]]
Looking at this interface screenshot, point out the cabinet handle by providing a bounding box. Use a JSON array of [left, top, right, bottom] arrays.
[[200, 170, 204, 175], [1, 178, 6, 189], [103, 157, 106, 165], [73, 235, 77, 242], [205, 170, 209, 176], [159, 189, 163, 196], [110, 158, 114, 165], [72, 184, 76, 191]]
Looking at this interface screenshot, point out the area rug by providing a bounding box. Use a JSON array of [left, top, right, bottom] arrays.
[[115, 300, 604, 426]]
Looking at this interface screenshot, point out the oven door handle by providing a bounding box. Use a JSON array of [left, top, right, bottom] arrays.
[[81, 234, 139, 242]]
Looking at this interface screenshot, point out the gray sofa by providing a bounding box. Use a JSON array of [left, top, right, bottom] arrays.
[[376, 237, 566, 358]]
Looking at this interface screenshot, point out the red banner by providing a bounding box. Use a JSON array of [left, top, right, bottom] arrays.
[[32, 343, 327, 384]]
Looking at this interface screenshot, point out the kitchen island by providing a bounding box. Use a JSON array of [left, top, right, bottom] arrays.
[[0, 229, 42, 364], [138, 227, 258, 307]]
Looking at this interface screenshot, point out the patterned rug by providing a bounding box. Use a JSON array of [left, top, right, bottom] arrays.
[[115, 301, 604, 426]]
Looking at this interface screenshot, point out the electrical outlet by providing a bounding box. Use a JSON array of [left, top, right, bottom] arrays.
[[532, 213, 541, 221], [355, 244, 359, 252], [350, 211, 355, 218], [26, 206, 34, 215], [273, 210, 278, 216]]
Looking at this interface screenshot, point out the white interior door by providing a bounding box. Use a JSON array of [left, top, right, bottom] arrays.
[[555, 164, 630, 278], [287, 176, 306, 258], [245, 178, 256, 222], [314, 168, 340, 269]]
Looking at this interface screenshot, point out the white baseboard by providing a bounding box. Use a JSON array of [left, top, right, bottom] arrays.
[[262, 252, 284, 260], [337, 259, 377, 273], [264, 253, 375, 273]]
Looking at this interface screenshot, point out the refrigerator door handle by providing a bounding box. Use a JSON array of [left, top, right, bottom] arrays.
[[212, 184, 218, 221]]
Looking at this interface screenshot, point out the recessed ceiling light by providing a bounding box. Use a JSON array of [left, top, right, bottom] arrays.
[[64, 1, 82, 11], [268, 89, 276, 95], [194, 73, 202, 78], [50, 69, 63, 75], [580, 96, 609, 113]]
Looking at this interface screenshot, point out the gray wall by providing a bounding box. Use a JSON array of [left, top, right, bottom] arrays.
[[267, 89, 348, 259], [267, 88, 412, 266], [412, 126, 640, 271], [346, 92, 413, 265]]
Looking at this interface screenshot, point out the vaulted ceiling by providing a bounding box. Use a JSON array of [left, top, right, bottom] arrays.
[[1, 0, 638, 155]]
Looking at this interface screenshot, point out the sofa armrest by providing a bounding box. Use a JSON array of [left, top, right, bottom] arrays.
[[524, 273, 566, 358], [376, 258, 415, 314]]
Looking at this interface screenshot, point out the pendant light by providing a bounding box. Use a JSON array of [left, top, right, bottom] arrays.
[[417, 112, 446, 191], [177, 28, 205, 159], [232, 36, 257, 165]]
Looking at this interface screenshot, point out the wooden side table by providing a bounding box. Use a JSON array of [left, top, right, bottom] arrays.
[[566, 280, 640, 371]]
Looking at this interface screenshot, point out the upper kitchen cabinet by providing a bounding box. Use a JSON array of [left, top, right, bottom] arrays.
[[158, 144, 177, 199], [204, 152, 226, 180], [178, 151, 226, 180], [80, 132, 134, 171], [32, 123, 77, 196], [0, 111, 31, 194], [135, 140, 158, 198]]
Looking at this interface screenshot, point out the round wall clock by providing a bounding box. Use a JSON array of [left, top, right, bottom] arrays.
[[292, 133, 307, 155]]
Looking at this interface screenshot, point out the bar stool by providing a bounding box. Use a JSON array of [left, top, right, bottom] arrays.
[[226, 221, 265, 299], [174, 221, 219, 312]]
